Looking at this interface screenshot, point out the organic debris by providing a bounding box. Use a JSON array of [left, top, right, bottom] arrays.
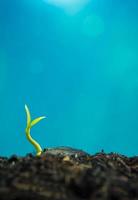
[[0, 147, 138, 200]]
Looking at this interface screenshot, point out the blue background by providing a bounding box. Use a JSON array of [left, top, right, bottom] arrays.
[[0, 0, 138, 157]]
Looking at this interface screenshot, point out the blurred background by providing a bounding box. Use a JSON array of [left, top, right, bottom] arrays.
[[0, 0, 138, 157]]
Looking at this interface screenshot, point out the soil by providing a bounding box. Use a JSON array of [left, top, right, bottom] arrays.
[[0, 147, 138, 200]]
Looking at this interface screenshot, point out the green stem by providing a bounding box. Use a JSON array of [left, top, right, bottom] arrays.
[[25, 127, 42, 156]]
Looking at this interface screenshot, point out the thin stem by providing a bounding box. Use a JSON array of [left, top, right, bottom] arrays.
[[25, 127, 42, 156]]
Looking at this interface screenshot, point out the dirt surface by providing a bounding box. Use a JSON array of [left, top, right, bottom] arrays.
[[0, 147, 138, 200]]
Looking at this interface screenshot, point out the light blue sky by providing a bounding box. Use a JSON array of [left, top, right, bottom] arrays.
[[0, 0, 138, 157]]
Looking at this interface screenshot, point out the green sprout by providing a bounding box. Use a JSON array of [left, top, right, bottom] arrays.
[[25, 104, 46, 156]]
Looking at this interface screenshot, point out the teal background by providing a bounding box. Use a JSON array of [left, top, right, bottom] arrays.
[[0, 0, 138, 157]]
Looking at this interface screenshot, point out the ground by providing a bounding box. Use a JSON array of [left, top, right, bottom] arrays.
[[0, 147, 138, 200]]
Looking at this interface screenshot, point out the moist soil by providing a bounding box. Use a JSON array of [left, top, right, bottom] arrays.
[[0, 147, 138, 200]]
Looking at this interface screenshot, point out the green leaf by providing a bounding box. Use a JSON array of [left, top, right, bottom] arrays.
[[31, 116, 46, 127], [25, 104, 31, 126]]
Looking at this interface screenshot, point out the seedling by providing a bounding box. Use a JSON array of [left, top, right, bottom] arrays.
[[25, 104, 46, 156]]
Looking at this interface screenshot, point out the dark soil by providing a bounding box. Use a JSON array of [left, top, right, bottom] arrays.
[[0, 147, 138, 200]]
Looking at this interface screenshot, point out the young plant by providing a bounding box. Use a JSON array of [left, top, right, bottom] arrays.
[[25, 104, 46, 156]]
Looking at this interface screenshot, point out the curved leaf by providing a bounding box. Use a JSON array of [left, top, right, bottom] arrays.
[[31, 116, 46, 127], [25, 104, 31, 126]]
